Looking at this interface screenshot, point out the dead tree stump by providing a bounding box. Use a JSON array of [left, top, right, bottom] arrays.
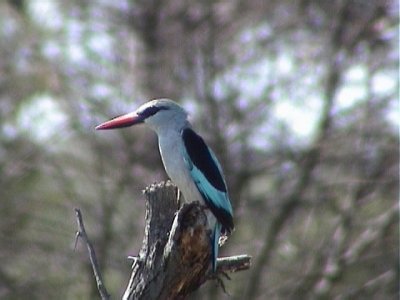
[[76, 181, 251, 300], [123, 181, 212, 299]]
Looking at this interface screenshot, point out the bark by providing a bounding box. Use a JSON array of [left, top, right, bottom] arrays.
[[102, 181, 249, 300], [76, 181, 250, 299]]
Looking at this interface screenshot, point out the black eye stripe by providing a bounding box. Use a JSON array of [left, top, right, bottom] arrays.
[[138, 105, 169, 118]]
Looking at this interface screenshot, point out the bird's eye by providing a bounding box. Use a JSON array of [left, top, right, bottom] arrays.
[[138, 106, 169, 119]]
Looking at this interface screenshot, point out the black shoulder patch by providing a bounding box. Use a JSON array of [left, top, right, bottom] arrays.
[[182, 128, 226, 192]]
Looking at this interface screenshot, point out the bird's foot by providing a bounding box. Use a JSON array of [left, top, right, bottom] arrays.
[[207, 270, 231, 295]]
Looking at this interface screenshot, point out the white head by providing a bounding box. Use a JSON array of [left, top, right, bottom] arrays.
[[96, 98, 190, 134]]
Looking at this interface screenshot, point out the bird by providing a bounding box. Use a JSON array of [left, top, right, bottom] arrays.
[[96, 99, 234, 271]]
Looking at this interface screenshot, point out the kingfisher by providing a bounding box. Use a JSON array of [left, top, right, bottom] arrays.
[[96, 99, 234, 271]]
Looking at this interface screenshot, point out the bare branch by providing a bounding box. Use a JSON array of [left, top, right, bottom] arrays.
[[343, 203, 399, 265], [74, 182, 250, 300], [217, 255, 251, 273], [123, 181, 250, 300], [74, 208, 110, 300]]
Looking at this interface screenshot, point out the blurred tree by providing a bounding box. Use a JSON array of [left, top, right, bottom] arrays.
[[0, 0, 398, 299]]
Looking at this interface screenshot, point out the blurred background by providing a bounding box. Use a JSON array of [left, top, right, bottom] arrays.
[[0, 0, 398, 299]]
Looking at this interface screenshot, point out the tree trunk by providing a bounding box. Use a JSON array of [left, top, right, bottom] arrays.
[[76, 181, 250, 300], [122, 181, 250, 300]]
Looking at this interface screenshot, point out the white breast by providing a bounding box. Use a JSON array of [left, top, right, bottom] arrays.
[[158, 129, 204, 204]]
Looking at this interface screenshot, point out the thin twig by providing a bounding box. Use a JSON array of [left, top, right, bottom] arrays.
[[74, 208, 110, 300], [217, 255, 252, 273]]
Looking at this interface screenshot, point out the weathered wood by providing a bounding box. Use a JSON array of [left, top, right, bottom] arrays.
[[122, 181, 208, 299], [76, 181, 251, 300], [122, 181, 251, 300]]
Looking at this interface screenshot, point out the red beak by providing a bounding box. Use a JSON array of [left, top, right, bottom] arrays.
[[95, 112, 144, 130]]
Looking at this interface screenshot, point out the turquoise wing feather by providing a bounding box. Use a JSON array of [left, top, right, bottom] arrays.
[[181, 128, 234, 271]]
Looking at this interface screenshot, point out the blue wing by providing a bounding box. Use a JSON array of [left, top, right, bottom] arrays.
[[182, 128, 234, 271], [181, 128, 234, 232]]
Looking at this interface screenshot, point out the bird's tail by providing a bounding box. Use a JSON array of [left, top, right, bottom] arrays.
[[212, 222, 222, 272]]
